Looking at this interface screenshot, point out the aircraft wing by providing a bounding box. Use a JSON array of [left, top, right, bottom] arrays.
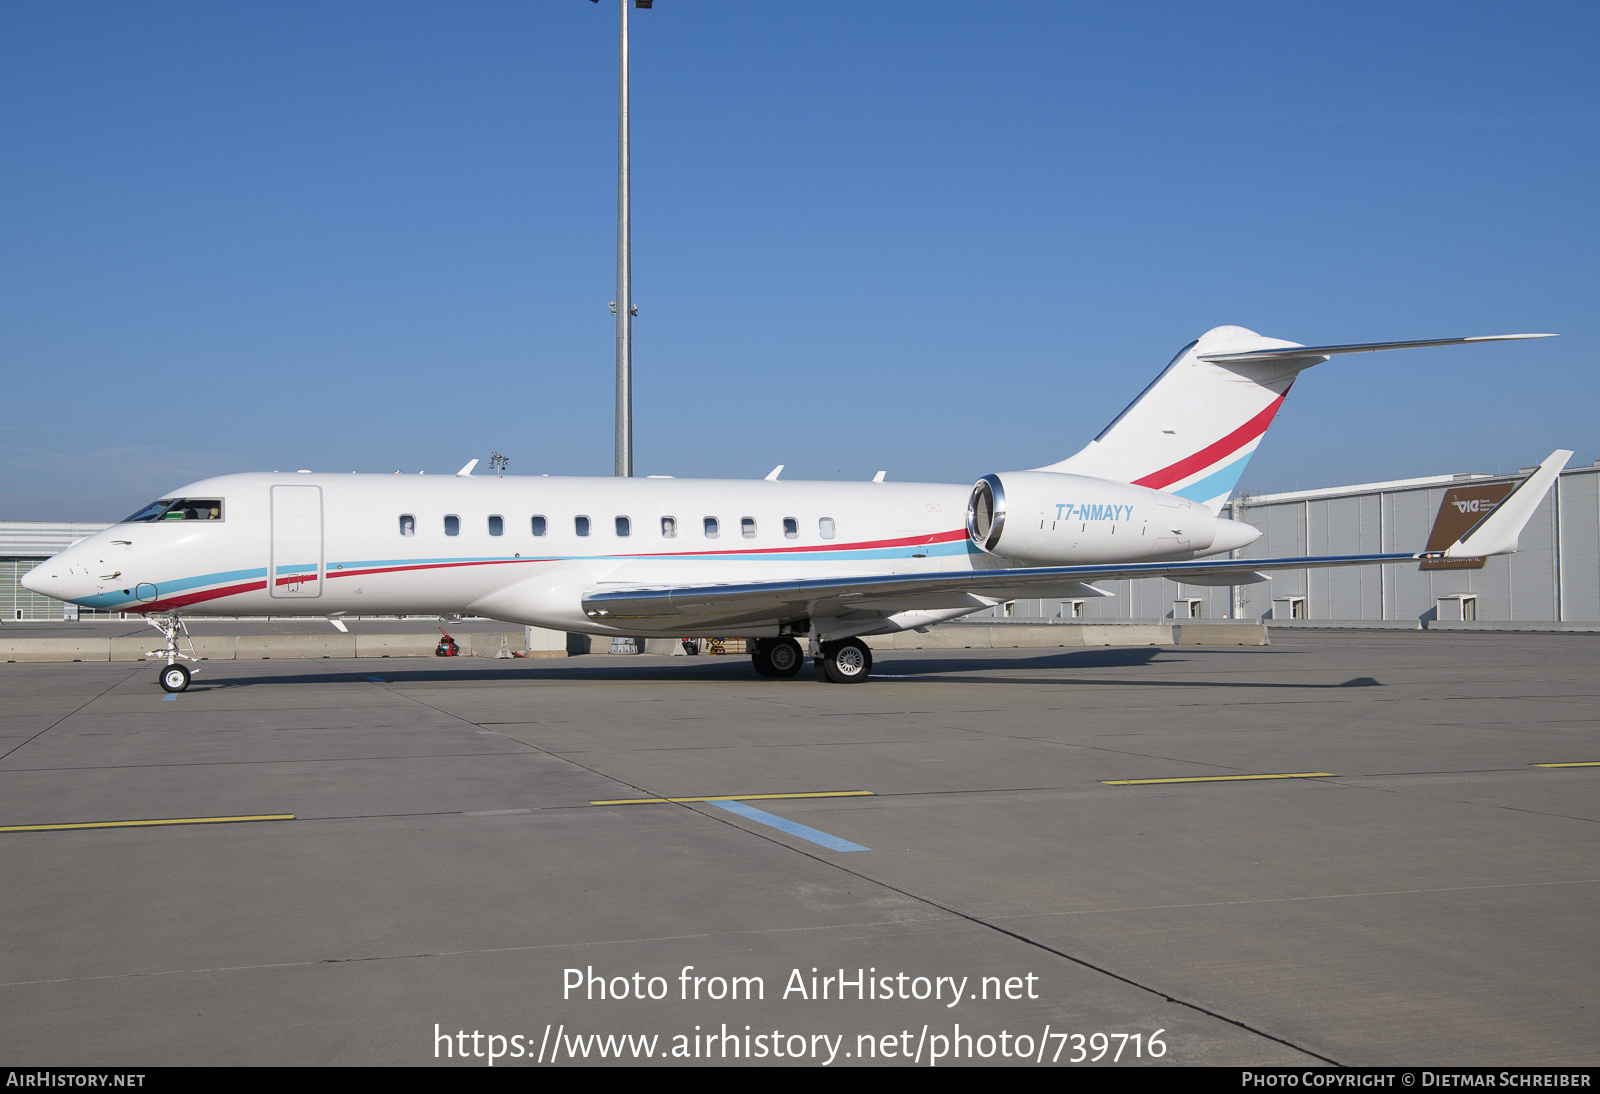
[[585, 449, 1572, 630], [582, 552, 1415, 625]]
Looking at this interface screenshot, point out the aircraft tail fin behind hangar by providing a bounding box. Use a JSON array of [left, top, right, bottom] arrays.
[[1037, 326, 1556, 516]]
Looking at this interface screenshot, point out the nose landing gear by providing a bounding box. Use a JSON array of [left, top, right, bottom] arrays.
[[145, 613, 198, 693], [160, 663, 191, 693]]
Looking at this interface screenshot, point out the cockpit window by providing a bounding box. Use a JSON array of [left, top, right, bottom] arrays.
[[121, 498, 224, 523]]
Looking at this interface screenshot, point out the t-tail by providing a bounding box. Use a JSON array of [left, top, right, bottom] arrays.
[[1038, 326, 1556, 514]]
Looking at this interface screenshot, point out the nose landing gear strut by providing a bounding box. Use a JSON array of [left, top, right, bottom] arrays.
[[146, 613, 199, 693]]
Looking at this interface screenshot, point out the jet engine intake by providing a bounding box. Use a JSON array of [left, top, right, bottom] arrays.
[[966, 471, 1253, 565]]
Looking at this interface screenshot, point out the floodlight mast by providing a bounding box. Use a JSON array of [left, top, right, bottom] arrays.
[[612, 1, 652, 477]]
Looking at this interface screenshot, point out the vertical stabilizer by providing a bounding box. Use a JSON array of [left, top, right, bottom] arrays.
[[1037, 326, 1321, 513]]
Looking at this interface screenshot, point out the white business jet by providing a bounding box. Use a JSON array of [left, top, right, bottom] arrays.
[[23, 325, 1565, 692]]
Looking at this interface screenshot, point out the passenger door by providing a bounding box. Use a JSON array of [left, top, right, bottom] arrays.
[[270, 485, 323, 598]]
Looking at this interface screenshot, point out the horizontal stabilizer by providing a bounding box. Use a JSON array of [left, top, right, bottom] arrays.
[[1439, 450, 1571, 559], [1198, 333, 1555, 365]]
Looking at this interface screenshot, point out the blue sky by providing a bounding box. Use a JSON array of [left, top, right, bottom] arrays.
[[3, 2, 1596, 519]]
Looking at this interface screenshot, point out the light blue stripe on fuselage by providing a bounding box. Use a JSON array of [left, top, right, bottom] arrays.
[[339, 538, 970, 571], [75, 566, 268, 609], [72, 540, 976, 611]]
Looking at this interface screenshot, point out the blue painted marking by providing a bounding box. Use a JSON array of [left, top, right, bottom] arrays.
[[366, 677, 386, 683], [162, 694, 177, 701], [1171, 452, 1254, 504], [77, 565, 268, 609], [706, 800, 869, 852], [340, 555, 504, 570], [70, 536, 975, 612], [272, 563, 319, 576]]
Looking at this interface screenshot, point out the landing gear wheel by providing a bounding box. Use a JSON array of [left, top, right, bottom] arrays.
[[751, 643, 777, 677], [751, 637, 805, 679], [816, 638, 872, 684], [766, 637, 803, 678], [159, 663, 191, 693]]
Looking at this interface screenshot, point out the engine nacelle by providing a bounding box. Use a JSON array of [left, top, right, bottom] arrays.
[[966, 471, 1257, 565]]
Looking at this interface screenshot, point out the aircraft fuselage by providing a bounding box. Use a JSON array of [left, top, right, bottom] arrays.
[[28, 469, 1235, 636]]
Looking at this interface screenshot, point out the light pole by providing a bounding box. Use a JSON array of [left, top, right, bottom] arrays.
[[604, 0, 652, 478]]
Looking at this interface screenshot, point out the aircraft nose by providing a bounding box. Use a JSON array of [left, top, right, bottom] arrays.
[[20, 561, 59, 597], [21, 557, 84, 603]]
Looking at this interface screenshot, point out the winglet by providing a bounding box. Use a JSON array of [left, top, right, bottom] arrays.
[[456, 459, 479, 478], [765, 465, 784, 481], [1435, 450, 1572, 559]]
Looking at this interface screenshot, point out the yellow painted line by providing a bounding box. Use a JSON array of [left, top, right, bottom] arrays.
[[1101, 772, 1336, 786], [0, 814, 295, 833], [591, 791, 873, 806], [1533, 762, 1600, 768]]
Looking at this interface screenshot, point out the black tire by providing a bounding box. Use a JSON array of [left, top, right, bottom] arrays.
[[751, 642, 778, 677], [159, 663, 191, 693], [817, 638, 872, 684], [766, 637, 803, 678]]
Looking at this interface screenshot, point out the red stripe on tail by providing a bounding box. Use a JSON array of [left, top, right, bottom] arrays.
[[1133, 389, 1290, 491]]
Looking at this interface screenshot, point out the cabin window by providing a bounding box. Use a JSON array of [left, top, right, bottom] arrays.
[[661, 516, 677, 538], [399, 514, 416, 537], [615, 516, 631, 537], [444, 515, 460, 537], [704, 517, 719, 539], [783, 517, 798, 539], [575, 516, 591, 537], [122, 498, 224, 523], [531, 515, 547, 537], [819, 517, 836, 540], [741, 517, 757, 539], [488, 515, 504, 536]]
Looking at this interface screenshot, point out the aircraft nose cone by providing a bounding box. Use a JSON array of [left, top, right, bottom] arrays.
[[20, 562, 59, 597], [20, 557, 86, 603]]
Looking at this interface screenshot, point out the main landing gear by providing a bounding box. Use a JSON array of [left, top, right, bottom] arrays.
[[146, 613, 198, 693], [815, 637, 872, 684], [750, 635, 874, 683], [751, 637, 804, 678]]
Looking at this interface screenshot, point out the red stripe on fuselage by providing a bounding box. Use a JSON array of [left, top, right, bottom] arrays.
[[646, 527, 968, 559], [324, 559, 532, 581], [133, 578, 269, 614], [328, 528, 972, 581], [130, 527, 975, 612], [1133, 389, 1290, 491]]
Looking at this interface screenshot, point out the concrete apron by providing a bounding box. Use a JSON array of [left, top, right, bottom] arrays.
[[0, 632, 546, 663], [0, 623, 1267, 662]]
